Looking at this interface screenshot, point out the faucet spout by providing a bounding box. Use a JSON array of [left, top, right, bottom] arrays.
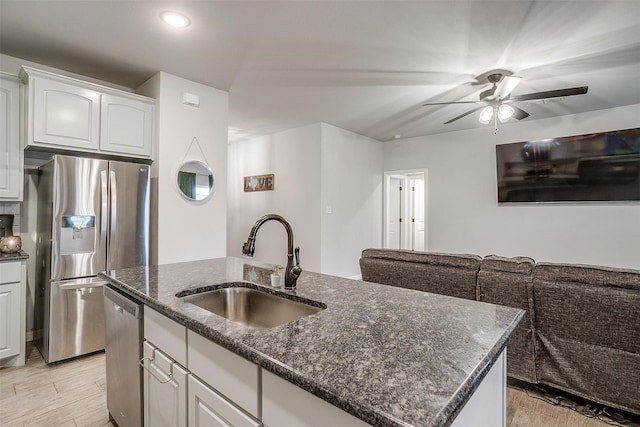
[[241, 214, 302, 290]]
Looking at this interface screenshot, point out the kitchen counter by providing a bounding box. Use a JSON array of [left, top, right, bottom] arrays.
[[0, 250, 29, 262], [99, 257, 524, 427]]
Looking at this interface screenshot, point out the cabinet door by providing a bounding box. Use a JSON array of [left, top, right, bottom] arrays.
[[32, 77, 101, 150], [0, 281, 21, 360], [143, 342, 188, 427], [262, 370, 369, 427], [187, 330, 260, 418], [0, 76, 22, 200], [100, 94, 153, 157], [188, 375, 260, 427]]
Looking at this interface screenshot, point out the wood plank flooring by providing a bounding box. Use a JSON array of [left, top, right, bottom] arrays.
[[0, 343, 114, 427], [1, 343, 636, 427]]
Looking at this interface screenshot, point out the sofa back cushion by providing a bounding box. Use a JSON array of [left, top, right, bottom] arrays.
[[533, 262, 640, 414], [478, 255, 537, 383], [359, 249, 481, 300]]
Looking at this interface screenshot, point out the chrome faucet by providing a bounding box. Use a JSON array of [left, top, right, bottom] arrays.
[[242, 214, 302, 290]]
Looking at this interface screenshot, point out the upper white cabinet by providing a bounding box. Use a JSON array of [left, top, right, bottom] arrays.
[[0, 74, 23, 201], [32, 76, 101, 151], [100, 93, 154, 157], [20, 66, 155, 160]]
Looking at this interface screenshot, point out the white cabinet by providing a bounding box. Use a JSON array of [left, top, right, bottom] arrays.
[[144, 305, 187, 366], [100, 93, 154, 157], [143, 341, 189, 427], [143, 309, 189, 427], [187, 330, 260, 419], [20, 66, 154, 159], [262, 370, 370, 427], [262, 350, 507, 427], [188, 375, 260, 427], [0, 260, 27, 367], [451, 351, 506, 427], [140, 306, 506, 427], [31, 76, 101, 151], [0, 74, 23, 201]]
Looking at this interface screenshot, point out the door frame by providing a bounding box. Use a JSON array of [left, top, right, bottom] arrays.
[[383, 168, 428, 251]]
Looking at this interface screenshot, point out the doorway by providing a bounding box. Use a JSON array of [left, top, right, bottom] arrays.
[[383, 169, 427, 251]]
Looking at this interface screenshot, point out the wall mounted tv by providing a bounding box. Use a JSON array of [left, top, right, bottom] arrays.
[[496, 128, 640, 203]]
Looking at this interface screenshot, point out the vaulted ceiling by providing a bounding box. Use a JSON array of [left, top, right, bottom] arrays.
[[1, 0, 638, 142]]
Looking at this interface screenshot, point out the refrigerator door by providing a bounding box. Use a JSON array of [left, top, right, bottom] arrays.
[[48, 277, 106, 363], [51, 156, 108, 281], [107, 161, 150, 271]]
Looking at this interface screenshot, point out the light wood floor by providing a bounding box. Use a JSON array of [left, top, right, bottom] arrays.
[[0, 343, 635, 427]]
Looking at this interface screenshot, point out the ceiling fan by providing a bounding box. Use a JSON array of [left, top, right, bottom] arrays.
[[424, 72, 588, 132]]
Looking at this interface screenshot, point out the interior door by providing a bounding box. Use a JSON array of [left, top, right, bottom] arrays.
[[411, 178, 425, 251], [107, 161, 150, 271], [386, 178, 402, 249]]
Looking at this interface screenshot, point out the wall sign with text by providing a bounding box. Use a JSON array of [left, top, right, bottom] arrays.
[[244, 174, 275, 192]]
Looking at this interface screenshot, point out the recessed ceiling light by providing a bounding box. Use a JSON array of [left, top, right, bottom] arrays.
[[160, 11, 190, 28]]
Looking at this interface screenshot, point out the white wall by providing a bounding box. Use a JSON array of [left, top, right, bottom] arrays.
[[137, 72, 228, 264], [320, 123, 383, 278], [227, 124, 322, 272], [227, 123, 383, 277], [383, 104, 640, 269]]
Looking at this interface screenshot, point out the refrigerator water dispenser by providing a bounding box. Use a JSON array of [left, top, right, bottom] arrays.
[[60, 215, 96, 254]]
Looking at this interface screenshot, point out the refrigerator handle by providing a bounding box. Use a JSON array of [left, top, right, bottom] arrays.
[[101, 170, 109, 263], [109, 170, 117, 270]]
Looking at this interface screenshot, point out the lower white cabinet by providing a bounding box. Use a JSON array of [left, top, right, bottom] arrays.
[[142, 341, 189, 427], [451, 350, 506, 427], [188, 374, 260, 427], [140, 306, 507, 427], [187, 330, 260, 419], [262, 370, 369, 427], [0, 260, 26, 367]]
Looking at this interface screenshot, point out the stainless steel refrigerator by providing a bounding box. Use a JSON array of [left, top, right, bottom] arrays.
[[35, 155, 150, 363]]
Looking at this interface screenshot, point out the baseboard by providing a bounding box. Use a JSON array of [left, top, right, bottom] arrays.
[[26, 330, 33, 342], [349, 274, 362, 280]]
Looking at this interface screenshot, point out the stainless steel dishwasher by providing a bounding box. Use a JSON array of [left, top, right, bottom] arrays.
[[104, 285, 143, 427]]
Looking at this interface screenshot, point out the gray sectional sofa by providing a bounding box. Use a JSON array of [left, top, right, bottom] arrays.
[[359, 249, 640, 416]]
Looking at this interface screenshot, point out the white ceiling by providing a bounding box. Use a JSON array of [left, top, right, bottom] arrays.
[[1, 1, 639, 143]]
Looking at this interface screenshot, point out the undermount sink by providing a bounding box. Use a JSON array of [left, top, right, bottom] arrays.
[[179, 285, 325, 328]]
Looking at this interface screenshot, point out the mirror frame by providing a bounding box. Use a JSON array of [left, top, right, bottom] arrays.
[[176, 160, 215, 202]]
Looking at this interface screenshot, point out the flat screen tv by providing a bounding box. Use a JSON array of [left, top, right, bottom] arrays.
[[496, 128, 640, 203]]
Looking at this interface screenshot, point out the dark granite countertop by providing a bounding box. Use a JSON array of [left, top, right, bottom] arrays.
[[0, 250, 29, 262], [99, 257, 524, 427]]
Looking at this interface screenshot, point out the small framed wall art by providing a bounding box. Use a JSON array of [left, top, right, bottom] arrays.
[[244, 174, 275, 192]]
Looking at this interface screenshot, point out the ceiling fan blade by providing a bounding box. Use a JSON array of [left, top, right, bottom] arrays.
[[424, 101, 483, 106], [494, 76, 522, 100], [510, 105, 530, 120], [509, 86, 588, 102], [444, 106, 485, 124]]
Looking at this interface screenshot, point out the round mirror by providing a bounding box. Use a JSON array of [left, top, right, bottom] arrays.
[[176, 161, 214, 201]]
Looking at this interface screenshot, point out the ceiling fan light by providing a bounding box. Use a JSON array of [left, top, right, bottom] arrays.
[[478, 106, 493, 124], [498, 104, 515, 122]]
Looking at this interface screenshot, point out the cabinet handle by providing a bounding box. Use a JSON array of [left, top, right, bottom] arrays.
[[139, 357, 173, 384]]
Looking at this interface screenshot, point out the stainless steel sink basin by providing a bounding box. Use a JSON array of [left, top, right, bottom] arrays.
[[180, 286, 325, 328]]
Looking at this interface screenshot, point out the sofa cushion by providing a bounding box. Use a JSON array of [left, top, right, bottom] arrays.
[[359, 249, 481, 300], [478, 255, 537, 383], [533, 262, 640, 415]]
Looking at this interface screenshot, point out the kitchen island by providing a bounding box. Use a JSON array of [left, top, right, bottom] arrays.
[[99, 257, 524, 427]]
